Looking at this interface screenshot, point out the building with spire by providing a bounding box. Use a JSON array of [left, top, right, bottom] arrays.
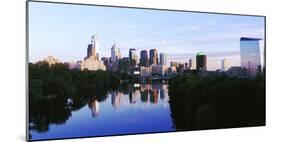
[[81, 35, 106, 71]]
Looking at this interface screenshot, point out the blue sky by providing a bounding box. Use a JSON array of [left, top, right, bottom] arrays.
[[29, 1, 265, 70]]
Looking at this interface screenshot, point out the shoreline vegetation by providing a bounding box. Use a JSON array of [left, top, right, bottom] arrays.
[[29, 62, 120, 135], [168, 73, 265, 130], [29, 62, 265, 137]]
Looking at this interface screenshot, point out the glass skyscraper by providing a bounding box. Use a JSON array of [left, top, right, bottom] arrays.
[[159, 53, 167, 65], [140, 50, 149, 67], [149, 49, 158, 65], [129, 48, 138, 67], [240, 37, 262, 76]]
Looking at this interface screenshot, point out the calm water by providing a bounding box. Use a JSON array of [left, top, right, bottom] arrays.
[[30, 82, 175, 140]]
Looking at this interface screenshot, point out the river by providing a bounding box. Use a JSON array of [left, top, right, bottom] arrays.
[[30, 82, 175, 140]]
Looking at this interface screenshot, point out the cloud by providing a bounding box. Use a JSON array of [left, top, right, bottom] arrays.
[[190, 26, 200, 31]]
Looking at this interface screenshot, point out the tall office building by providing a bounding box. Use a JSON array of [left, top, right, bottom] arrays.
[[221, 59, 228, 71], [189, 58, 195, 70], [196, 52, 207, 71], [159, 53, 167, 65], [240, 37, 262, 76], [140, 50, 149, 67], [149, 49, 158, 65], [117, 48, 122, 59], [81, 35, 106, 71], [85, 35, 99, 60], [111, 43, 121, 63], [129, 48, 138, 66], [109, 43, 121, 72]]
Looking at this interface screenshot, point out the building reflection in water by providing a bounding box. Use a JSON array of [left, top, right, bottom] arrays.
[[88, 99, 99, 117], [110, 83, 169, 108], [89, 83, 169, 116], [129, 90, 140, 104], [111, 91, 122, 108]]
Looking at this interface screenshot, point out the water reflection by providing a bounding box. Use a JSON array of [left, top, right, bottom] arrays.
[[30, 82, 173, 141], [88, 99, 99, 117], [108, 83, 169, 110]]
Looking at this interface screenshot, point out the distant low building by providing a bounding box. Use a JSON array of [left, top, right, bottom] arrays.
[[41, 56, 61, 65], [140, 66, 151, 77], [170, 61, 180, 68], [151, 65, 167, 76], [68, 60, 81, 69], [227, 66, 247, 77], [101, 57, 110, 69], [168, 66, 177, 75], [81, 56, 106, 71]]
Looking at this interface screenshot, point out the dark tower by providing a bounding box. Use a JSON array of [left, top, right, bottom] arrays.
[[149, 49, 158, 65], [196, 52, 207, 71], [140, 50, 149, 67]]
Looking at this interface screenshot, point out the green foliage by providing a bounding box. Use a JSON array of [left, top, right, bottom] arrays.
[[168, 74, 265, 130], [29, 62, 120, 133]]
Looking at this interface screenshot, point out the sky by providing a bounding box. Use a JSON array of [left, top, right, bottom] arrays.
[[28, 1, 265, 71]]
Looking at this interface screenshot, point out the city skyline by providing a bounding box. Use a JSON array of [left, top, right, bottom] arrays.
[[29, 2, 265, 71]]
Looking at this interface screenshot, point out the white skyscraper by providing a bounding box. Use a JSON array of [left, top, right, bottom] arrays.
[[221, 59, 228, 71], [111, 43, 118, 63], [110, 43, 122, 71], [189, 58, 195, 70]]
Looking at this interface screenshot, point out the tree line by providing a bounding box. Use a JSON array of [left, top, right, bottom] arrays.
[[29, 61, 120, 134], [168, 74, 265, 130]]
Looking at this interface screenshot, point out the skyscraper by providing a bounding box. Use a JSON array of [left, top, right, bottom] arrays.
[[196, 52, 207, 71], [109, 43, 121, 72], [81, 35, 106, 71], [140, 50, 149, 67], [85, 35, 99, 60], [149, 49, 158, 65], [111, 43, 120, 63], [221, 59, 228, 71], [189, 58, 195, 70], [129, 48, 138, 66], [240, 37, 262, 76], [159, 53, 167, 65]]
